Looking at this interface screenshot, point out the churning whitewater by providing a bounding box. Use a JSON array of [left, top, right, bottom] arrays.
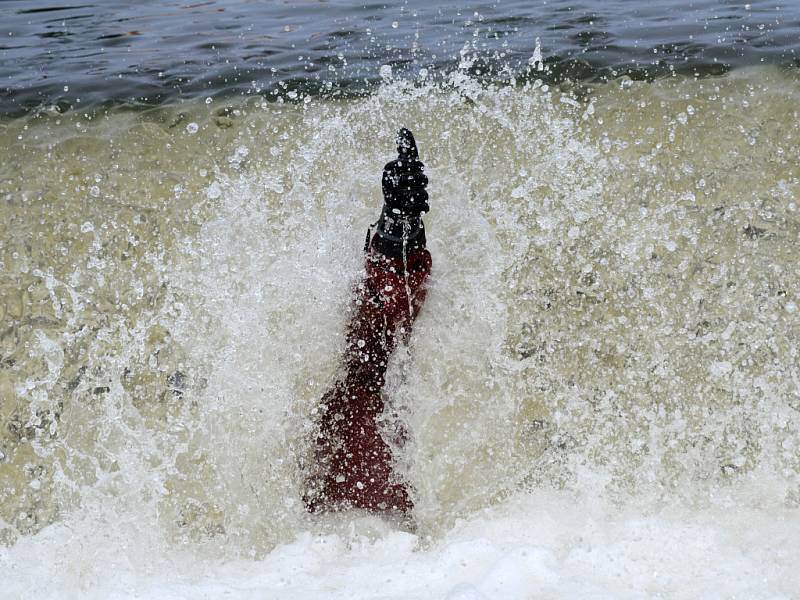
[[1, 61, 799, 597]]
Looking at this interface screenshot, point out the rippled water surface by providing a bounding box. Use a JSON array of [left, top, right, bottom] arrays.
[[1, 0, 799, 114]]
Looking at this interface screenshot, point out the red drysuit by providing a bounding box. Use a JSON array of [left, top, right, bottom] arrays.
[[305, 239, 431, 513]]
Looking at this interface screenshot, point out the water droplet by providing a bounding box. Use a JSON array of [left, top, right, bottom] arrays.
[[207, 181, 222, 200], [530, 37, 543, 71], [186, 122, 199, 134]]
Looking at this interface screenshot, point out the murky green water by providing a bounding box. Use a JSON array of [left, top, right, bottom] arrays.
[[0, 66, 798, 556]]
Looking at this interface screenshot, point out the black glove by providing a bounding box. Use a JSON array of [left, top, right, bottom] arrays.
[[368, 128, 430, 258], [381, 128, 429, 218]]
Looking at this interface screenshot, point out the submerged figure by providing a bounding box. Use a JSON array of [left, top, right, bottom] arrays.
[[304, 128, 432, 515]]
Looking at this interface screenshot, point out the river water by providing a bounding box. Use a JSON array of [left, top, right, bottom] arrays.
[[1, 2, 799, 598], [2, 0, 799, 115]]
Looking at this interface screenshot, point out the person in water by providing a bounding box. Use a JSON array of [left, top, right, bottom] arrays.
[[304, 128, 432, 515]]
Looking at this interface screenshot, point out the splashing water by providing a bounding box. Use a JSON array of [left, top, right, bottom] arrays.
[[1, 65, 799, 597]]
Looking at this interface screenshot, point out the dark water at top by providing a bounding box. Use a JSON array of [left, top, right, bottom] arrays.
[[0, 0, 798, 116]]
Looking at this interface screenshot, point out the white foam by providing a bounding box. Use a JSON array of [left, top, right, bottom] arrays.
[[2, 486, 797, 599]]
